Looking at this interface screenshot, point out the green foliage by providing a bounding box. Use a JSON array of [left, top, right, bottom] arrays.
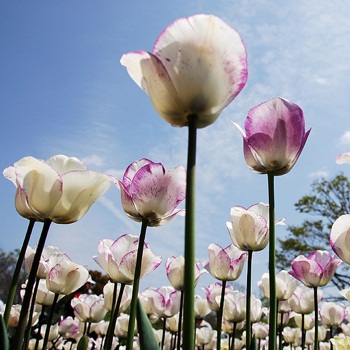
[[0, 315, 9, 350], [0, 248, 27, 304], [277, 173, 350, 291], [136, 299, 159, 350]]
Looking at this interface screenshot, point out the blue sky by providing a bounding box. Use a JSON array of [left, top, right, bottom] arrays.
[[1, 1, 350, 298]]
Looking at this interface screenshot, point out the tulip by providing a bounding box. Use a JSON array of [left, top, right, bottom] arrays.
[[294, 313, 315, 331], [196, 326, 215, 347], [71, 294, 107, 324], [40, 323, 59, 342], [223, 291, 246, 323], [46, 256, 89, 295], [233, 97, 310, 176], [194, 295, 211, 319], [331, 336, 350, 350], [289, 250, 342, 288], [115, 313, 136, 339], [289, 285, 323, 315], [202, 282, 232, 312], [147, 286, 181, 319], [282, 327, 301, 345], [252, 322, 269, 339], [25, 245, 67, 279], [250, 295, 263, 323], [121, 14, 247, 129], [336, 153, 350, 164], [58, 316, 80, 338], [116, 158, 186, 227], [320, 302, 347, 328], [93, 234, 162, 284], [340, 288, 350, 302], [227, 202, 284, 252], [165, 255, 205, 290], [330, 214, 350, 264], [3, 155, 111, 224], [258, 270, 298, 301], [203, 243, 247, 281], [35, 279, 57, 306], [103, 282, 132, 313]]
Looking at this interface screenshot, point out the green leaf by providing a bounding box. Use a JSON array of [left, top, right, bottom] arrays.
[[0, 315, 9, 350], [136, 299, 159, 350], [77, 335, 89, 350]]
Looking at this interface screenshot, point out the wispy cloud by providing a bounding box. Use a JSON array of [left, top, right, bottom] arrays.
[[339, 131, 350, 145]]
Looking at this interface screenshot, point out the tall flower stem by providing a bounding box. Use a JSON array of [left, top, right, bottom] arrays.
[[177, 290, 184, 350], [216, 280, 227, 350], [103, 281, 118, 349], [246, 250, 253, 350], [126, 219, 148, 350], [104, 283, 125, 350], [23, 277, 40, 350], [231, 322, 237, 350], [4, 218, 35, 327], [268, 173, 277, 350], [183, 116, 197, 350], [301, 313, 305, 350], [41, 293, 59, 350], [161, 318, 166, 350], [13, 219, 52, 350], [313, 287, 319, 350]]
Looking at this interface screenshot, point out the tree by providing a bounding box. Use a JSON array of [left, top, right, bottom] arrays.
[[276, 173, 350, 291], [0, 248, 27, 304]]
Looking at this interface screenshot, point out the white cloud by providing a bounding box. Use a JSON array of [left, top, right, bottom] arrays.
[[81, 154, 106, 167], [339, 131, 350, 145], [308, 170, 329, 179]]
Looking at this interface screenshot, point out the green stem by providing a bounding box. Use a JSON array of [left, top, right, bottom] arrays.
[[161, 318, 166, 350], [4, 218, 35, 327], [182, 116, 197, 350], [42, 293, 59, 350], [104, 283, 125, 350], [231, 323, 237, 350], [12, 219, 52, 350], [125, 219, 148, 350], [177, 290, 184, 350], [23, 277, 40, 350], [301, 313, 305, 350], [314, 287, 319, 350], [216, 280, 226, 350], [268, 173, 277, 350], [246, 250, 253, 350]]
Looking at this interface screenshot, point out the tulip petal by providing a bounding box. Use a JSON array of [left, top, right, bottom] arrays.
[[330, 214, 350, 264], [50, 171, 111, 223], [121, 51, 184, 126], [46, 155, 86, 174]]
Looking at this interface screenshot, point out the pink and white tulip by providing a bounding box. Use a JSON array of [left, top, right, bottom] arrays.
[[165, 255, 205, 290], [319, 302, 347, 327], [227, 202, 284, 251], [202, 282, 233, 312], [336, 153, 350, 164], [116, 158, 186, 227], [203, 243, 247, 281], [223, 291, 246, 323], [233, 97, 311, 175], [147, 286, 181, 318], [93, 234, 162, 284], [330, 214, 350, 264], [71, 294, 107, 323], [3, 155, 111, 223], [289, 250, 342, 287], [45, 255, 89, 295], [289, 285, 323, 314], [121, 14, 247, 129], [103, 282, 132, 313], [258, 270, 298, 300]]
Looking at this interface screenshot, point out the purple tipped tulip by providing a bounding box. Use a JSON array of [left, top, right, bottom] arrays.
[[233, 97, 311, 175], [121, 14, 247, 128], [116, 158, 186, 227], [289, 250, 342, 288]]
